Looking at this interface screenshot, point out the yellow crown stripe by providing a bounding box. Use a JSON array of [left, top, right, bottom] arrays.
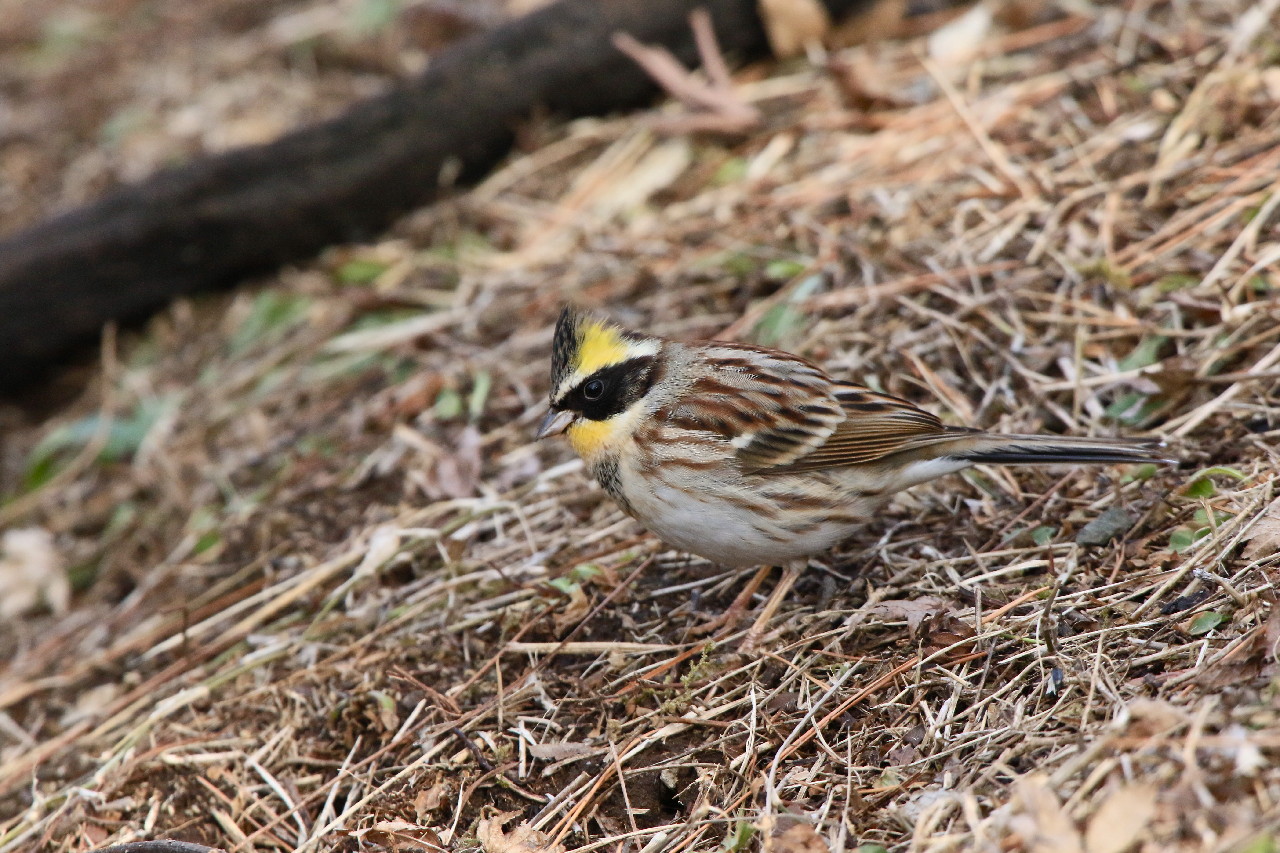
[[576, 321, 631, 376]]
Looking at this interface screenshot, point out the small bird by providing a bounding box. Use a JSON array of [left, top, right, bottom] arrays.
[[537, 307, 1167, 631]]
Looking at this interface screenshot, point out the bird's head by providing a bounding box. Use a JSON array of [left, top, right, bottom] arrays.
[[537, 308, 660, 458]]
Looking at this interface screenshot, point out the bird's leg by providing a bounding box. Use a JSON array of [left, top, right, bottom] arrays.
[[740, 559, 804, 652], [688, 564, 774, 638]]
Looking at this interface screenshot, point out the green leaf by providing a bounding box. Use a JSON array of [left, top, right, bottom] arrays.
[[1184, 478, 1216, 499], [22, 453, 62, 493], [764, 259, 807, 280], [752, 304, 802, 348], [712, 156, 748, 186], [1030, 526, 1057, 546], [193, 530, 222, 556], [1192, 507, 1231, 527], [1155, 272, 1200, 292], [467, 371, 492, 422], [434, 388, 463, 420], [1188, 611, 1226, 635], [547, 576, 579, 595], [1190, 465, 1247, 481], [752, 274, 823, 347], [1118, 336, 1168, 371], [715, 250, 757, 277], [1183, 466, 1247, 499], [1237, 834, 1276, 853], [371, 689, 397, 713], [24, 397, 172, 490], [1104, 391, 1146, 421], [230, 292, 312, 354], [335, 258, 389, 285], [723, 819, 755, 851], [350, 0, 400, 34], [1242, 194, 1272, 224], [104, 502, 139, 537], [100, 107, 149, 149], [1079, 258, 1133, 289], [570, 563, 603, 583], [1120, 463, 1159, 484], [37, 11, 104, 64], [343, 308, 422, 332], [1169, 526, 1208, 553], [67, 559, 101, 593]]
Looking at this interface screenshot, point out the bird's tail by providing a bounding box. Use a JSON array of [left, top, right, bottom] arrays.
[[944, 431, 1172, 466]]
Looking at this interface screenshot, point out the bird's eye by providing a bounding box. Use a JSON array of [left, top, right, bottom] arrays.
[[583, 379, 605, 400]]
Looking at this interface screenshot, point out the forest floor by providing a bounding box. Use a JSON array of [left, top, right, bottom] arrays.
[[2, 1, 1279, 851]]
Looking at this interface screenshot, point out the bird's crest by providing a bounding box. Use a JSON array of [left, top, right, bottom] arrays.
[[551, 307, 652, 398]]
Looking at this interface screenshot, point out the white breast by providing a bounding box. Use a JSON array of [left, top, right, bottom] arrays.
[[617, 463, 877, 567]]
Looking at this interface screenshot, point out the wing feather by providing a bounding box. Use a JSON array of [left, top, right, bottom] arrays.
[[660, 343, 956, 475], [662, 344, 844, 471], [743, 384, 953, 474]]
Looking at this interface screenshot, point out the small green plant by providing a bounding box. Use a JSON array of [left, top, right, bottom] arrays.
[[752, 274, 823, 348], [23, 397, 174, 492], [1169, 506, 1232, 553], [723, 817, 755, 851], [335, 257, 390, 285], [230, 292, 312, 355], [1188, 611, 1227, 635]]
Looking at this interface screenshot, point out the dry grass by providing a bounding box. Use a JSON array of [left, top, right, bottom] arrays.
[[3, 1, 1280, 851]]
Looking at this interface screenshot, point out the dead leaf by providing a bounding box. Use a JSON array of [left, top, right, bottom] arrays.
[[1220, 723, 1268, 776], [772, 818, 830, 853], [60, 682, 123, 727], [1008, 776, 1085, 853], [476, 812, 566, 853], [1195, 625, 1266, 689], [1265, 602, 1280, 666], [1243, 497, 1280, 560], [551, 581, 591, 634], [433, 425, 484, 498], [414, 780, 448, 819], [0, 527, 67, 619], [345, 819, 445, 851], [867, 596, 951, 635], [371, 819, 445, 851], [922, 613, 978, 657], [1147, 357, 1198, 397], [758, 0, 831, 58], [526, 741, 596, 762], [588, 139, 692, 219], [1120, 698, 1187, 739], [886, 743, 919, 766], [927, 2, 993, 64], [1075, 507, 1135, 546], [1084, 784, 1156, 853], [352, 525, 405, 581]]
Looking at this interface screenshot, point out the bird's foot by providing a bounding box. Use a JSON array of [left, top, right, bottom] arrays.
[[739, 561, 804, 653], [687, 564, 774, 640], [687, 561, 806, 650]]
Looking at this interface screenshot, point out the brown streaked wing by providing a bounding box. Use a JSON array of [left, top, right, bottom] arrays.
[[662, 343, 848, 472], [750, 384, 954, 474]]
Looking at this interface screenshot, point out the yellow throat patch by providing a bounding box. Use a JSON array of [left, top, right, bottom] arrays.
[[575, 320, 630, 377], [567, 418, 618, 459]]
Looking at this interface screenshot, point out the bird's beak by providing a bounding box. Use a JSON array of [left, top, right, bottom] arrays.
[[537, 409, 575, 440]]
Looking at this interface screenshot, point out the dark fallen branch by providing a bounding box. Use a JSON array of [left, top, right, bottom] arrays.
[[0, 0, 874, 392]]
